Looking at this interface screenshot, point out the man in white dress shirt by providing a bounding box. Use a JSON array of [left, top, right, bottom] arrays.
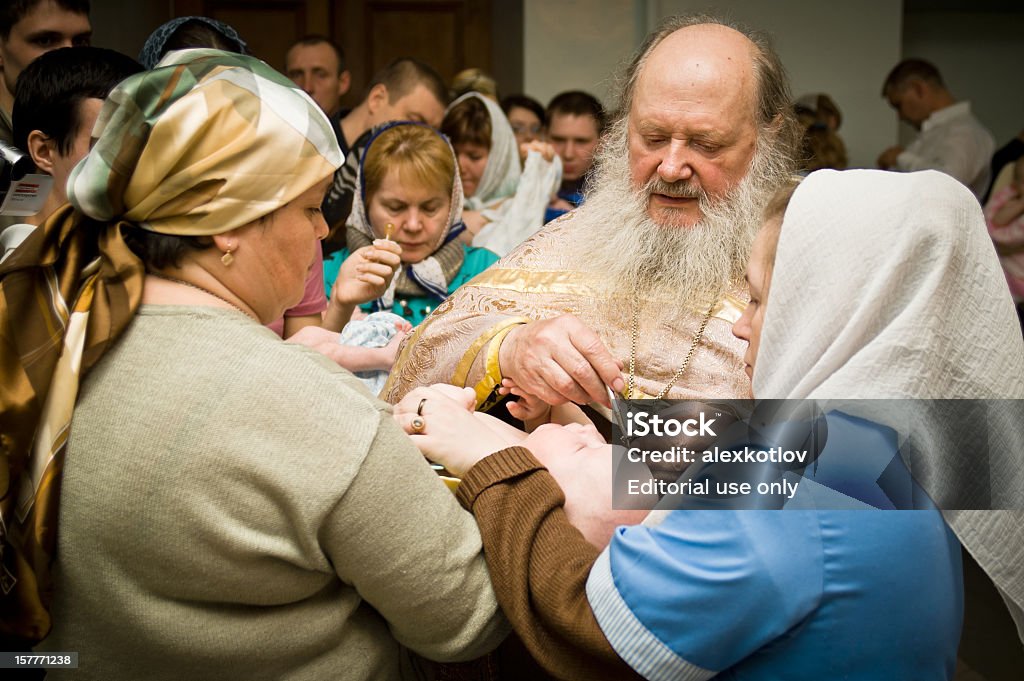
[[877, 58, 994, 201]]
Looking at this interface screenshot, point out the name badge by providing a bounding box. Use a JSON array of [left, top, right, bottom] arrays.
[[1, 174, 54, 216]]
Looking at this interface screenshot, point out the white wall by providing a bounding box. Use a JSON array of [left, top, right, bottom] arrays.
[[523, 0, 642, 110], [524, 0, 904, 168], [91, 1, 1024, 168], [902, 10, 1024, 149]]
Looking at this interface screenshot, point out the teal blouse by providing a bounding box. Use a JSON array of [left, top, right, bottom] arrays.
[[323, 245, 499, 327]]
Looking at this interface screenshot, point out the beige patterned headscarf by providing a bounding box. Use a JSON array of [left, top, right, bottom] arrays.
[[0, 49, 341, 643], [70, 48, 340, 234]]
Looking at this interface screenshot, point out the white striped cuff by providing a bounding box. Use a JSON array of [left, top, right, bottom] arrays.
[[586, 548, 715, 681]]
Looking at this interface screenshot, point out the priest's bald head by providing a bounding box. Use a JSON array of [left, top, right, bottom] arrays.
[[579, 16, 799, 304]]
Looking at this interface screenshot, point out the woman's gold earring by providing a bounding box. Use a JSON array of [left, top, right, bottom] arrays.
[[221, 246, 235, 266]]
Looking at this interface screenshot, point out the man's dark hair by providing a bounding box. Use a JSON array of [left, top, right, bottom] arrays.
[[289, 34, 346, 73], [1, 0, 90, 38], [501, 94, 544, 124], [442, 95, 491, 149], [882, 58, 945, 96], [366, 57, 447, 107], [546, 90, 606, 134], [13, 46, 142, 155]]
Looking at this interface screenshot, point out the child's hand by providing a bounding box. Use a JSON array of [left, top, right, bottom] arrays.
[[376, 325, 410, 370], [499, 378, 552, 425]]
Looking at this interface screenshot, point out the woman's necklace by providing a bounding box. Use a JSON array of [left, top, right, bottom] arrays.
[[147, 271, 255, 321], [626, 303, 715, 400]]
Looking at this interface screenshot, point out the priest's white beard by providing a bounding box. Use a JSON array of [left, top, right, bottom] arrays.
[[576, 119, 790, 308]]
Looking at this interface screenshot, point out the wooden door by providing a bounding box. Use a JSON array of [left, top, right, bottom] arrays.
[[170, 1, 511, 105], [336, 0, 493, 106], [171, 0, 333, 71]]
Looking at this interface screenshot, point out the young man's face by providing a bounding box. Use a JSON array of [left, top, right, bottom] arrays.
[[0, 0, 92, 100], [372, 83, 445, 129], [885, 81, 929, 131], [548, 112, 600, 182], [285, 41, 349, 116]]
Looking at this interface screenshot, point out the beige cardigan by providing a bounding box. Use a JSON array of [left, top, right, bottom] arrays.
[[40, 305, 507, 679]]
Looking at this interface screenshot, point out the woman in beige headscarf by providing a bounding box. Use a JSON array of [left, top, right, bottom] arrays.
[[0, 49, 504, 676]]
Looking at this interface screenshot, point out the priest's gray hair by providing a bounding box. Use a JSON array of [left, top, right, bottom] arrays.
[[572, 15, 801, 307], [612, 13, 801, 171]]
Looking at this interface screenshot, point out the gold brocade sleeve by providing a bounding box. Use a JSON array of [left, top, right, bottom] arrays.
[[379, 294, 531, 405], [381, 213, 752, 407], [470, 319, 529, 410], [451, 316, 531, 388]]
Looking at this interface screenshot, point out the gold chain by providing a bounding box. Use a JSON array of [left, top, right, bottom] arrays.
[[148, 272, 256, 321], [627, 303, 714, 400]]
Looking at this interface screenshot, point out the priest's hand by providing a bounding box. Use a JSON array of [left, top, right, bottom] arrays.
[[498, 314, 625, 408]]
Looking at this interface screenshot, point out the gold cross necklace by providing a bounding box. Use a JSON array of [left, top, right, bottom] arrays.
[[625, 303, 715, 399]]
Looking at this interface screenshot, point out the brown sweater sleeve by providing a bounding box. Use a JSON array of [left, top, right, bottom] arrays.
[[456, 447, 645, 681]]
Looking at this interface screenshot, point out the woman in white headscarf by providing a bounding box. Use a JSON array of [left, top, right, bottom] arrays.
[[748, 168, 1024, 670], [442, 92, 562, 256]]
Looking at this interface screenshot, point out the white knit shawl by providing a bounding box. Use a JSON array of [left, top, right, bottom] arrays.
[[755, 168, 1024, 639]]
